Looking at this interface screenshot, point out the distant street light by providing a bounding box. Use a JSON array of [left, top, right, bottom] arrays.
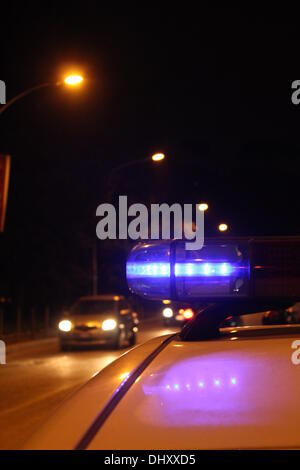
[[151, 152, 165, 162], [110, 152, 166, 176], [107, 151, 166, 202], [63, 74, 84, 86], [0, 72, 84, 116], [198, 202, 209, 212], [98, 151, 166, 296], [218, 223, 228, 232]]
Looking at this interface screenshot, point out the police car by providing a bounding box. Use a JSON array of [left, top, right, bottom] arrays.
[[25, 237, 300, 449]]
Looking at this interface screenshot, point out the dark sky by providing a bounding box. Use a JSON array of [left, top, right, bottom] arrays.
[[1, 5, 300, 308]]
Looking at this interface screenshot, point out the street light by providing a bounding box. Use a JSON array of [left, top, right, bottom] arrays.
[[63, 74, 84, 86], [218, 223, 228, 232], [110, 152, 166, 176], [0, 72, 84, 115], [107, 151, 166, 200], [198, 202, 209, 212], [151, 152, 165, 162], [98, 151, 167, 296]]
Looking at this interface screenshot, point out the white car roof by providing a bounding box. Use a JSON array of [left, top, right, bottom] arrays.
[[24, 325, 300, 449]]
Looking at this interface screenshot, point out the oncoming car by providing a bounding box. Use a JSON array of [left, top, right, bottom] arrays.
[[58, 295, 138, 350], [161, 300, 243, 328], [25, 238, 300, 450], [161, 300, 195, 326]]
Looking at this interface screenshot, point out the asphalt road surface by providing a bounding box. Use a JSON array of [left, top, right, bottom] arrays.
[[0, 317, 179, 449]]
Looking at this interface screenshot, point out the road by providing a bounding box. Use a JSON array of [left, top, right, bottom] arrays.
[[0, 317, 178, 450]]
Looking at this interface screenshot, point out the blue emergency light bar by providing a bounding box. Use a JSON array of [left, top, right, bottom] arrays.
[[126, 240, 250, 300], [126, 261, 235, 278], [126, 238, 300, 301]]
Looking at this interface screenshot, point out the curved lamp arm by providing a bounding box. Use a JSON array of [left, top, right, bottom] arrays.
[[110, 157, 151, 175], [0, 82, 59, 116]]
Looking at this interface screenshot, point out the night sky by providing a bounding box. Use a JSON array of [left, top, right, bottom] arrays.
[[1, 6, 300, 314]]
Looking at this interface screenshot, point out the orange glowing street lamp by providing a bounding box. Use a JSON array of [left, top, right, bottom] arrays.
[[111, 152, 166, 175], [0, 72, 85, 116], [0, 70, 85, 234], [63, 74, 84, 86], [218, 223, 228, 232], [151, 152, 165, 162], [198, 202, 209, 212]]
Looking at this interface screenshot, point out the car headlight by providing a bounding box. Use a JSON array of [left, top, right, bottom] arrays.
[[102, 319, 117, 331], [58, 320, 72, 332], [163, 307, 173, 318]]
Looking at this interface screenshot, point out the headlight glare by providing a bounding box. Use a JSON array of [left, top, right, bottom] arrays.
[[102, 319, 117, 331], [163, 307, 173, 318], [58, 320, 72, 332]]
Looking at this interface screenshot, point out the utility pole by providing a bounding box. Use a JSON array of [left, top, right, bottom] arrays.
[[92, 241, 98, 295]]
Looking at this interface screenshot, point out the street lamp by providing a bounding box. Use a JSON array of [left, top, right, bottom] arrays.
[[151, 152, 165, 162], [107, 151, 166, 199], [93, 151, 166, 296], [63, 74, 84, 86], [0, 72, 84, 116], [110, 152, 166, 176], [107, 151, 166, 201], [218, 223, 228, 232], [198, 202, 209, 212]]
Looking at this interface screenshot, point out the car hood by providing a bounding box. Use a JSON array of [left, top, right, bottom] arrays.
[[24, 327, 300, 450], [89, 328, 300, 449], [23, 335, 171, 450], [67, 314, 117, 325]]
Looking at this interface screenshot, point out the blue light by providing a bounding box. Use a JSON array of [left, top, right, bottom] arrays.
[[127, 261, 234, 278], [126, 241, 250, 300], [126, 262, 170, 278], [175, 262, 233, 277]]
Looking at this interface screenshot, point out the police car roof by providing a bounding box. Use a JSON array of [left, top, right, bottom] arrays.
[[24, 322, 300, 450]]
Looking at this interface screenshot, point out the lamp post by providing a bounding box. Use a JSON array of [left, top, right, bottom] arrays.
[[94, 152, 166, 295], [0, 72, 85, 327], [106, 152, 166, 201], [109, 152, 165, 178], [0, 74, 84, 116]]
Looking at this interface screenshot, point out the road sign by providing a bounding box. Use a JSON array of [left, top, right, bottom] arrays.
[[0, 155, 11, 232]]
